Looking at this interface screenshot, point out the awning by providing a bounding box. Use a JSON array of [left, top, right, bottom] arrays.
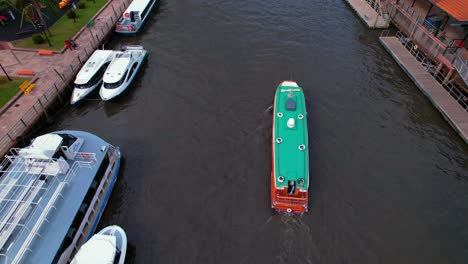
[[430, 0, 468, 24]]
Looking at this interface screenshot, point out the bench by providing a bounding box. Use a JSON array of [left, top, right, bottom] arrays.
[[16, 70, 34, 76], [19, 80, 36, 94], [38, 50, 54, 55]]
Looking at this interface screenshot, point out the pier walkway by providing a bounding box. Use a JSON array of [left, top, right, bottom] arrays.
[[343, 0, 389, 29], [380, 36, 468, 144], [0, 0, 130, 155]]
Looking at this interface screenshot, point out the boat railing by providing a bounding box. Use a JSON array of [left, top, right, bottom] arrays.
[[0, 151, 97, 264]]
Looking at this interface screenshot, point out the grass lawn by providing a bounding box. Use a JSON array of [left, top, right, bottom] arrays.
[[12, 0, 108, 50], [0, 76, 27, 108]]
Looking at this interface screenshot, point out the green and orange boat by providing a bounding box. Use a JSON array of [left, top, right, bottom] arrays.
[[271, 81, 309, 213]]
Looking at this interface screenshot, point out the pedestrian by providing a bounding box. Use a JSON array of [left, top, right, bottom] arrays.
[[69, 39, 78, 49], [65, 39, 72, 50]]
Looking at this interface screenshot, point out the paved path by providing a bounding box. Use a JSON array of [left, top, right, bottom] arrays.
[[380, 36, 468, 144], [344, 0, 389, 29], [0, 0, 130, 141]]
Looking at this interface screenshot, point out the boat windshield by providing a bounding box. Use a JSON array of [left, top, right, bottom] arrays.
[[75, 63, 109, 89], [103, 70, 127, 89], [115, 53, 131, 58]]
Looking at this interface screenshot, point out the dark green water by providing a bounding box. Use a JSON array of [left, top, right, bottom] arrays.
[[46, 0, 468, 263]]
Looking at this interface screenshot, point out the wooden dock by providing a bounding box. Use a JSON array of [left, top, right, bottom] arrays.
[[380, 36, 468, 145], [343, 0, 389, 29]]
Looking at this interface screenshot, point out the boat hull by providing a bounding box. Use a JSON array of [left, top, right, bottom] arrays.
[[271, 81, 309, 213], [99, 225, 127, 264], [71, 83, 100, 104]]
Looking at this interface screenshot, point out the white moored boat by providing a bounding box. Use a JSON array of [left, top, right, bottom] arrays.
[[99, 46, 147, 101], [71, 50, 114, 104], [0, 131, 121, 263], [72, 225, 127, 264], [115, 0, 158, 34]]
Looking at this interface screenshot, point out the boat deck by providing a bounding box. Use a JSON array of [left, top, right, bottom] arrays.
[[0, 131, 109, 264]]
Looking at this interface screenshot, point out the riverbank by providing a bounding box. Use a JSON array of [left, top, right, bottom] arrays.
[[380, 36, 468, 144], [0, 0, 131, 155]]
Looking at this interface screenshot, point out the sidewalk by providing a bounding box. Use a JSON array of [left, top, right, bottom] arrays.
[[0, 0, 130, 152], [380, 36, 468, 144]]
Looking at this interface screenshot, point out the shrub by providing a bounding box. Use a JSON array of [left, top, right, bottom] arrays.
[[67, 10, 77, 19], [77, 2, 86, 9], [32, 34, 44, 44]]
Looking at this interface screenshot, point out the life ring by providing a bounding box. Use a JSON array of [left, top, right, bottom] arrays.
[[124, 12, 130, 18], [298, 144, 306, 150], [298, 114, 304, 120], [286, 208, 292, 213], [277, 112, 283, 118], [276, 137, 283, 143], [278, 176, 284, 183]]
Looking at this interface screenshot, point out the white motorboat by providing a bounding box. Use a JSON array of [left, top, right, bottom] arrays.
[[71, 50, 114, 104], [99, 45, 147, 101], [71, 225, 127, 264], [115, 0, 158, 34]]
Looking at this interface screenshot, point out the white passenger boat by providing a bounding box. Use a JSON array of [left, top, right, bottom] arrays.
[[0, 131, 121, 263], [115, 0, 158, 34], [99, 45, 147, 101], [71, 50, 114, 104], [72, 225, 127, 264]]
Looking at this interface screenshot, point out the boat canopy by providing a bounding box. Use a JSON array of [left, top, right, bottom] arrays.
[[75, 50, 113, 85], [71, 234, 117, 264], [19, 134, 63, 159]]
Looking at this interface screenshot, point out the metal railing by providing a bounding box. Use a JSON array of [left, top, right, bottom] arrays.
[[384, 0, 450, 61], [391, 31, 468, 111], [453, 56, 468, 87], [0, 0, 131, 158]]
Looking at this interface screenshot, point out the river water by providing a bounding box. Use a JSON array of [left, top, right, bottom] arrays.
[[45, 0, 468, 263]]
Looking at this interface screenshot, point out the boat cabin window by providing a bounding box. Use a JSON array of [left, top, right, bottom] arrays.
[[128, 63, 138, 79], [130, 11, 137, 22], [140, 1, 153, 20], [285, 98, 296, 111], [75, 62, 109, 89], [57, 133, 77, 147], [104, 69, 128, 89]]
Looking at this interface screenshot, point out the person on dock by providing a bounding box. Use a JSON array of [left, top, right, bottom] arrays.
[[65, 39, 73, 50], [69, 39, 78, 49]]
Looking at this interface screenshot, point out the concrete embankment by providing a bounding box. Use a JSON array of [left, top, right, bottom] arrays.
[[343, 0, 389, 29], [380, 36, 468, 144]]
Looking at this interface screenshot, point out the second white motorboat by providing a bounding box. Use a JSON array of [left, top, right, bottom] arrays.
[[99, 45, 147, 101], [71, 225, 127, 264], [71, 50, 114, 104]]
